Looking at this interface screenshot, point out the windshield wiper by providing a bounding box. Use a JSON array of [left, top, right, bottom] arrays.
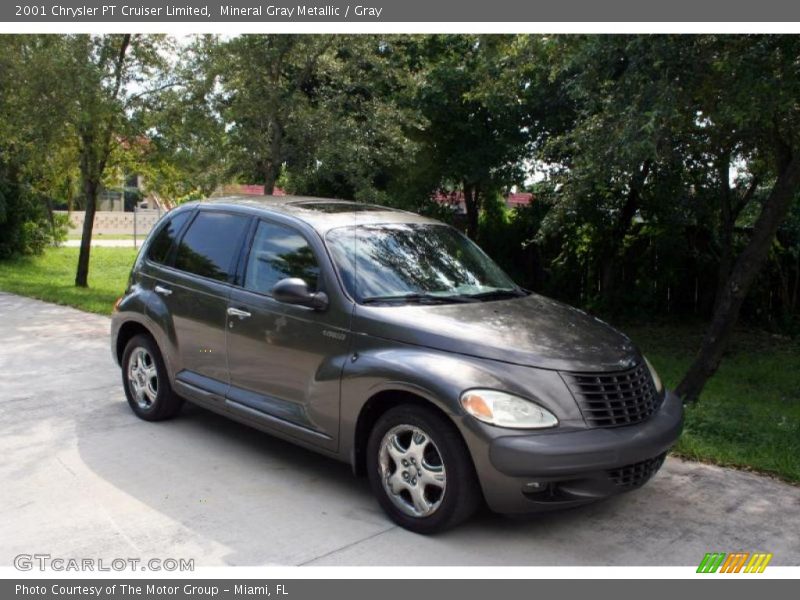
[[464, 288, 528, 301], [361, 292, 476, 305]]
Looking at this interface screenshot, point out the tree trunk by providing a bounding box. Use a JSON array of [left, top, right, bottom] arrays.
[[463, 182, 480, 239], [599, 256, 617, 301], [714, 155, 759, 313], [73, 34, 131, 289], [75, 179, 97, 288], [600, 161, 651, 303], [715, 156, 734, 311], [792, 250, 799, 314], [263, 168, 278, 196], [44, 195, 57, 242], [676, 152, 800, 403], [263, 120, 283, 195]]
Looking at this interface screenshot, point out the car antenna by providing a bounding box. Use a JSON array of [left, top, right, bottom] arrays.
[[352, 200, 358, 315]]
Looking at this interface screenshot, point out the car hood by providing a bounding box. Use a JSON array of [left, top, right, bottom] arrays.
[[353, 293, 640, 372]]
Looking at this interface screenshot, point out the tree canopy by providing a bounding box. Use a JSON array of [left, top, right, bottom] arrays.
[[1, 33, 799, 401]]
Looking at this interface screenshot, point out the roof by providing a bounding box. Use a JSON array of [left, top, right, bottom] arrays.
[[432, 191, 534, 207], [184, 195, 440, 235], [507, 192, 534, 206]]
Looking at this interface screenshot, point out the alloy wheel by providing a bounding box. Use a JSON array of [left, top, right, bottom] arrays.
[[378, 424, 447, 518], [127, 347, 158, 410]]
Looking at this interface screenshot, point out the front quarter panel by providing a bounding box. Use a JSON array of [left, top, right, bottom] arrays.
[[339, 333, 585, 479]]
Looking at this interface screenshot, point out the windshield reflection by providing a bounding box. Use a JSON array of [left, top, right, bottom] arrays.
[[325, 223, 519, 303]]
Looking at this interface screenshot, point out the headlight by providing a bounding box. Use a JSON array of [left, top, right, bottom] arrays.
[[460, 389, 558, 429], [644, 356, 664, 394]]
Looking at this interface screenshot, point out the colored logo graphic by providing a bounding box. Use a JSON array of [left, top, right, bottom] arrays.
[[697, 552, 773, 573]]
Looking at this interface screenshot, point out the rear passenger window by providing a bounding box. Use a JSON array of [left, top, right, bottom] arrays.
[[173, 212, 250, 282], [148, 211, 192, 264], [244, 221, 320, 294]]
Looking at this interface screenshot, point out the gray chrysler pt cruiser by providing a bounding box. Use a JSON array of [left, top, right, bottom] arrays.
[[111, 196, 683, 533]]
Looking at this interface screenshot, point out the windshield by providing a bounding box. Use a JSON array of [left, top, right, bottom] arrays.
[[325, 223, 522, 304]]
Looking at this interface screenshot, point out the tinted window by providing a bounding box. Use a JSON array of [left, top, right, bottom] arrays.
[[147, 211, 192, 264], [326, 223, 517, 302], [244, 221, 320, 294], [173, 212, 250, 282]]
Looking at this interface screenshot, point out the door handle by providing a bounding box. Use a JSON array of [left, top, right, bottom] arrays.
[[227, 307, 252, 319], [154, 285, 172, 296]]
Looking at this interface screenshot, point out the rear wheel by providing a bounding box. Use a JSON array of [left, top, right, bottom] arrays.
[[121, 334, 182, 421], [366, 404, 481, 534]]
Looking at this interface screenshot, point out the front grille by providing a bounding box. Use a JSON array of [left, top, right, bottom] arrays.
[[562, 362, 662, 427], [608, 453, 666, 489]]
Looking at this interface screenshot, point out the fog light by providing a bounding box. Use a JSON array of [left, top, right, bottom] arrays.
[[523, 481, 546, 492]]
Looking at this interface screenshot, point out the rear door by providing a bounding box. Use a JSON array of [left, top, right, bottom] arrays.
[[225, 218, 351, 451], [152, 209, 251, 401]]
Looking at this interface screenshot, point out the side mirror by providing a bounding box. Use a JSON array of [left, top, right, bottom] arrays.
[[272, 278, 329, 311]]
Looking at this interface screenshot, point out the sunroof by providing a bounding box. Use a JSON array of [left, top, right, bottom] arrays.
[[291, 201, 387, 213]]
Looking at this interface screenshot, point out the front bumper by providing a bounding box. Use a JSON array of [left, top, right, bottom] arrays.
[[478, 390, 683, 513]]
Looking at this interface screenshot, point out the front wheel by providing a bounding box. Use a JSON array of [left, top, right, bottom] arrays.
[[121, 334, 182, 421], [366, 404, 481, 534]]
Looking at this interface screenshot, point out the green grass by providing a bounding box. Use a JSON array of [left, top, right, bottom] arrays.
[[0, 247, 798, 483], [623, 322, 800, 484], [0, 246, 137, 314]]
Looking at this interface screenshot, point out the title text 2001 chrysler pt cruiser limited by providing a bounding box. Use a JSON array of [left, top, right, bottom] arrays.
[[111, 197, 683, 533]]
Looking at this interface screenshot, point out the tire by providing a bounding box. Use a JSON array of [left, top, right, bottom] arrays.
[[366, 404, 482, 534], [121, 333, 182, 421]]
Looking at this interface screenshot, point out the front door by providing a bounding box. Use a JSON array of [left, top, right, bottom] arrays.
[[225, 219, 350, 451]]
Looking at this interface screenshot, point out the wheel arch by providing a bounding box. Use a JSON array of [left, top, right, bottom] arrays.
[[115, 321, 157, 364], [351, 388, 466, 478]]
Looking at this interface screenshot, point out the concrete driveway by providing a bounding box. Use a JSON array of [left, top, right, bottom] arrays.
[[1, 292, 798, 566]]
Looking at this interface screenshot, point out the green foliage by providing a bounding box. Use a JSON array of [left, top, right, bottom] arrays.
[[414, 36, 529, 186], [401, 36, 534, 232], [0, 37, 69, 256], [521, 35, 800, 327], [0, 246, 137, 313], [283, 36, 423, 205], [477, 193, 515, 271], [625, 322, 800, 482], [208, 35, 337, 192], [2, 33, 800, 330], [0, 184, 52, 258], [139, 35, 238, 202]]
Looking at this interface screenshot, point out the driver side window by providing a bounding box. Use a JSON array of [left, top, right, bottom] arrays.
[[244, 221, 320, 295]]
